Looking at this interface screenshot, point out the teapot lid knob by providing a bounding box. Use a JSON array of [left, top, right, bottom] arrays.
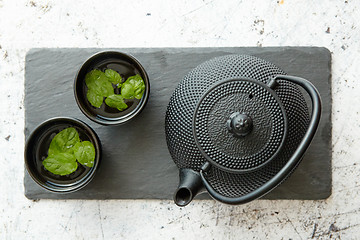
[[226, 112, 253, 137]]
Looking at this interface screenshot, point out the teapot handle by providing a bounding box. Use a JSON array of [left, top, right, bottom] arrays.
[[200, 75, 322, 204]]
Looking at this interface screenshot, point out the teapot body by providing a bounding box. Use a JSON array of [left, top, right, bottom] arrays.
[[165, 55, 317, 206]]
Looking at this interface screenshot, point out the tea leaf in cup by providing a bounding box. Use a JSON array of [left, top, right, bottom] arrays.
[[121, 74, 145, 100], [105, 69, 122, 87], [43, 152, 78, 176], [87, 89, 104, 108], [85, 70, 114, 98], [73, 141, 95, 167], [85, 69, 103, 86], [48, 127, 80, 155], [105, 94, 128, 111]]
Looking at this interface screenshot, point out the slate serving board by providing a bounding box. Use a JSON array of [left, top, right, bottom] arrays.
[[24, 47, 332, 200]]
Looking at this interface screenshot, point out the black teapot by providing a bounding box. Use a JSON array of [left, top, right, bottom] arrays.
[[165, 55, 321, 206]]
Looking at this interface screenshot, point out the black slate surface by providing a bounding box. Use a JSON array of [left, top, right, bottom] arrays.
[[24, 47, 332, 200]]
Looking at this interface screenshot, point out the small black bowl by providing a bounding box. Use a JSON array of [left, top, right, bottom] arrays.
[[25, 117, 101, 193], [74, 51, 150, 125]]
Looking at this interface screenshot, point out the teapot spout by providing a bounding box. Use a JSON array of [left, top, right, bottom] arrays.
[[174, 168, 205, 207]]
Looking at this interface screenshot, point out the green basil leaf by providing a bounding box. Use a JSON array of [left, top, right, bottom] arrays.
[[43, 153, 78, 176], [85, 69, 103, 87], [105, 94, 128, 111], [105, 69, 122, 87], [48, 127, 80, 155], [87, 89, 104, 108], [85, 69, 114, 97], [121, 74, 145, 100], [73, 141, 95, 167]]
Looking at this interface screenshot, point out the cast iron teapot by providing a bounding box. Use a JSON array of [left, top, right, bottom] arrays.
[[165, 54, 321, 206]]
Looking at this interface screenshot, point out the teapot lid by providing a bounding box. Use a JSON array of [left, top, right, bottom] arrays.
[[193, 78, 288, 173]]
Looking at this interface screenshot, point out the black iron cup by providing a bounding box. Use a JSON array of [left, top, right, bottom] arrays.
[[74, 51, 150, 125], [25, 117, 102, 193]]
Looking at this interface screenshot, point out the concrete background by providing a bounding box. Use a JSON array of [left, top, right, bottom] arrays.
[[0, 0, 359, 239]]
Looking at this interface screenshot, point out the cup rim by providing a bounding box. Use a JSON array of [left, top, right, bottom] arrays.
[[24, 117, 102, 193], [74, 50, 150, 126]]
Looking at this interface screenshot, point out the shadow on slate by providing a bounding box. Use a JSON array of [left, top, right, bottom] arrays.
[[24, 47, 332, 200]]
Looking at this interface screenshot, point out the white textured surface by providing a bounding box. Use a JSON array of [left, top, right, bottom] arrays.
[[0, 0, 359, 239]]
